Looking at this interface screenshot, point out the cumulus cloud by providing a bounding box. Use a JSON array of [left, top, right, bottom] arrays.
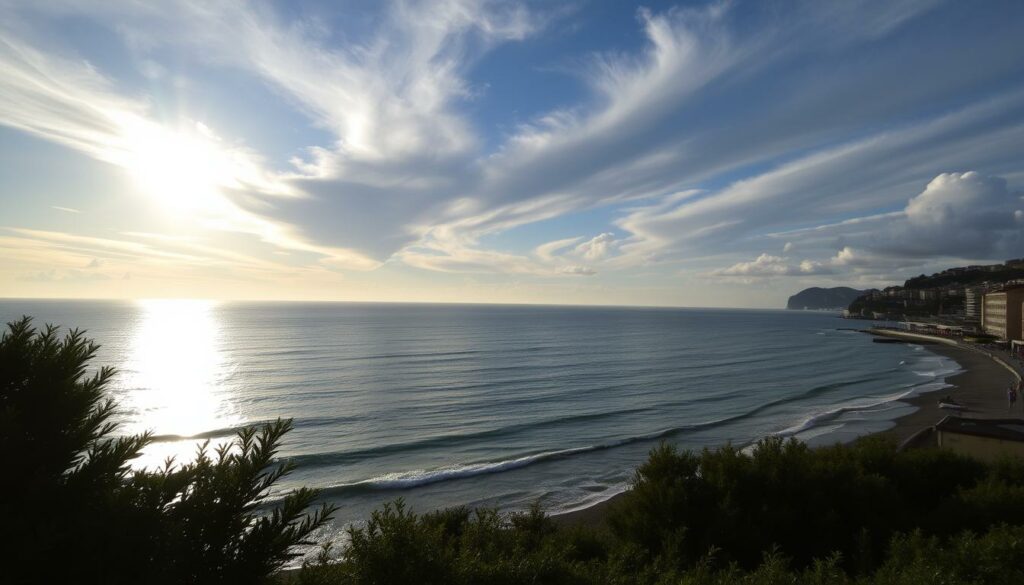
[[894, 171, 1023, 256], [712, 253, 833, 278], [710, 245, 931, 280], [768, 171, 1024, 275], [826, 246, 923, 273]]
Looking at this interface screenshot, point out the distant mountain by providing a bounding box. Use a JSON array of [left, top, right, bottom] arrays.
[[786, 287, 866, 310]]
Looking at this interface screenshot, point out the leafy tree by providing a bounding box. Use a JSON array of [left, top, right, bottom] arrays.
[[0, 317, 334, 584]]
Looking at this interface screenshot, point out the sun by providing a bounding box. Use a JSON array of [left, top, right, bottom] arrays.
[[120, 118, 241, 214]]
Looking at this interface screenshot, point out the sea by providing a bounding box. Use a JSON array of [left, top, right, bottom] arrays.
[[1, 299, 960, 553]]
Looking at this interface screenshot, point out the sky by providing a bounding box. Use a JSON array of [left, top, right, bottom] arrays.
[[1, 0, 1023, 308]]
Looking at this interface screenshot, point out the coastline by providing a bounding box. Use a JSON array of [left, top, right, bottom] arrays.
[[876, 339, 1018, 445], [553, 333, 1022, 529]]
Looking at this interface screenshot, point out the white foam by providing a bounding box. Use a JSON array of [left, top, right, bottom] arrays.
[[552, 484, 629, 516], [354, 446, 595, 490], [774, 353, 963, 442]]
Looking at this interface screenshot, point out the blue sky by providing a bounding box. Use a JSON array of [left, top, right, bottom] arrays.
[[1, 0, 1023, 307]]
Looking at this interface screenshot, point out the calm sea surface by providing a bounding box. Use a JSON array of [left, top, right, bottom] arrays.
[[1, 300, 959, 551]]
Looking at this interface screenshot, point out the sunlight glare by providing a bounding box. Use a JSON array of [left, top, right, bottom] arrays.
[[121, 119, 243, 214], [122, 299, 239, 467]]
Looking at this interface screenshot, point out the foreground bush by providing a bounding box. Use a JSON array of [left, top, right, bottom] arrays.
[[607, 436, 1023, 573], [296, 502, 1024, 585], [298, 437, 1024, 584], [0, 317, 334, 585], [297, 501, 597, 585]]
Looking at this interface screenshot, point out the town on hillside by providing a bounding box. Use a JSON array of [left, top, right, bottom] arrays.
[[843, 258, 1024, 357]]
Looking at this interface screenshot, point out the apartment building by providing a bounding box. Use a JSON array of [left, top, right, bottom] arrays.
[[981, 287, 1024, 340]]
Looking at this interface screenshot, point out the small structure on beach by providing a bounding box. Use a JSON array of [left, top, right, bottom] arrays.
[[935, 416, 1024, 462]]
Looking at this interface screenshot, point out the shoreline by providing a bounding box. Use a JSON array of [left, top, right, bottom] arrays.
[[553, 333, 1021, 529]]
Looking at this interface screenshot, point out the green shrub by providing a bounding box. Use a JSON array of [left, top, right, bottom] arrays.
[[0, 317, 334, 584], [608, 436, 1024, 574], [300, 500, 598, 585], [872, 525, 1024, 585], [298, 435, 1024, 584]]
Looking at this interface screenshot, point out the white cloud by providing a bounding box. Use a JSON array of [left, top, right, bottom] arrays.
[[560, 265, 596, 276], [2, 0, 1023, 294], [710, 246, 926, 280], [867, 171, 1023, 259], [534, 236, 583, 262], [615, 92, 1024, 266], [0, 28, 382, 271], [769, 171, 1024, 275], [712, 253, 833, 278], [178, 0, 961, 268], [906, 171, 1020, 228], [574, 233, 619, 261], [826, 247, 917, 272]]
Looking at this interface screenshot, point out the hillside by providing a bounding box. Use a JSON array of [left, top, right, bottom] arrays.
[[786, 287, 865, 310], [847, 258, 1024, 318]]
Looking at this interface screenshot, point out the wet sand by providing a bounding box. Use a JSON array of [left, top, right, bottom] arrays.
[[553, 332, 1022, 529], [877, 340, 1019, 444]]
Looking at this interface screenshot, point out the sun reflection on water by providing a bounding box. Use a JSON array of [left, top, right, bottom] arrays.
[[122, 299, 239, 468]]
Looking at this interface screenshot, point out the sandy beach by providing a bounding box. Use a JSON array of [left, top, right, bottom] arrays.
[[553, 332, 1024, 529]]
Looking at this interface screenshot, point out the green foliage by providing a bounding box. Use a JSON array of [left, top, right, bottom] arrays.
[[299, 435, 1024, 584], [607, 436, 1022, 574], [299, 500, 595, 585], [872, 525, 1024, 585], [0, 317, 334, 584]]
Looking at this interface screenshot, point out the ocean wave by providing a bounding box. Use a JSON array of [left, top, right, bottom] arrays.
[[322, 445, 621, 496], [773, 363, 960, 439], [286, 369, 908, 475], [283, 380, 914, 497], [772, 391, 916, 438], [148, 415, 357, 443], [286, 407, 656, 468], [292, 368, 909, 469], [550, 484, 630, 516], [279, 423, 730, 502], [149, 422, 275, 443]]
